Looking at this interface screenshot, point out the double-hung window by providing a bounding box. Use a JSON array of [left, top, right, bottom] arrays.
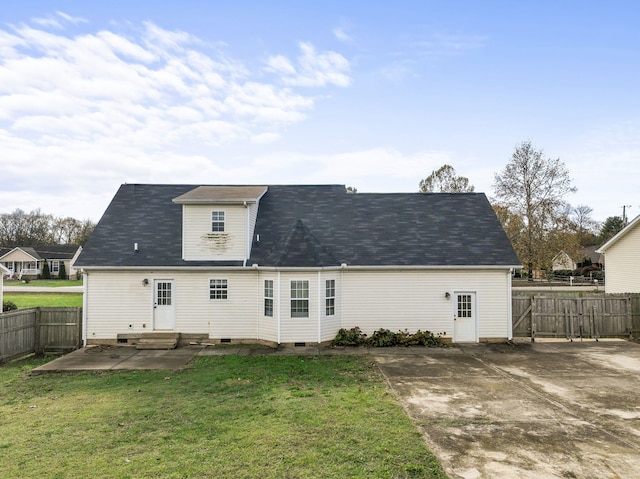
[[325, 279, 335, 316], [264, 280, 274, 317], [50, 260, 60, 273], [209, 279, 228, 300], [211, 211, 225, 232], [290, 280, 309, 318]]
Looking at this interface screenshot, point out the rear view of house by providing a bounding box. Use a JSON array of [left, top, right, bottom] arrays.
[[75, 184, 521, 346]]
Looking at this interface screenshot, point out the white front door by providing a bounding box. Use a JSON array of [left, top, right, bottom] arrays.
[[154, 280, 176, 330], [453, 292, 477, 342]]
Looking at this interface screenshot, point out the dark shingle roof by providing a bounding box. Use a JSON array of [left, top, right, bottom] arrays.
[[0, 245, 79, 260], [76, 184, 520, 268]]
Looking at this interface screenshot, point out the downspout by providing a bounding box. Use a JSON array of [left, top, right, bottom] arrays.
[[317, 271, 322, 344], [82, 271, 88, 347], [277, 271, 281, 344], [507, 268, 513, 340]]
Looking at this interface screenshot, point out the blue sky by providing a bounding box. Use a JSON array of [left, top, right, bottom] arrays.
[[1, 1, 639, 224]]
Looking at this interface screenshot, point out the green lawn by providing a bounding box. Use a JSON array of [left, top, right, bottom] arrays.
[[3, 293, 83, 308], [0, 355, 447, 479]]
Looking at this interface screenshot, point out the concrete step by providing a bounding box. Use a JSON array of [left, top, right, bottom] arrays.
[[134, 333, 180, 350], [136, 339, 178, 350]]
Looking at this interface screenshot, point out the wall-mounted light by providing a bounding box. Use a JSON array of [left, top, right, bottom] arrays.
[[445, 292, 451, 299], [142, 278, 149, 286]]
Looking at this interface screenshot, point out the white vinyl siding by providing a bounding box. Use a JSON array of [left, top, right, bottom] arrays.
[[603, 224, 640, 293], [182, 204, 247, 260], [341, 269, 511, 341], [84, 267, 511, 344]]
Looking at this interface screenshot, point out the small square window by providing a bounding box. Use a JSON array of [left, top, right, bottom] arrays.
[[211, 211, 225, 232], [210, 279, 228, 300]]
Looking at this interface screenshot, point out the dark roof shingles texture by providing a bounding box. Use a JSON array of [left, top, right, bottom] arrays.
[[77, 184, 520, 268]]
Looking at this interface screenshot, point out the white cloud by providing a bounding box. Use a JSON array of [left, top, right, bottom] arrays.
[[333, 27, 351, 43], [266, 42, 351, 87], [0, 18, 353, 219]]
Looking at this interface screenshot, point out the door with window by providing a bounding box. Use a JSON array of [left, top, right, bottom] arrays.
[[154, 280, 176, 330], [453, 292, 477, 342]]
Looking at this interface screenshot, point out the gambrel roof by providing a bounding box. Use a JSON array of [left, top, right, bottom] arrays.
[[76, 184, 521, 268]]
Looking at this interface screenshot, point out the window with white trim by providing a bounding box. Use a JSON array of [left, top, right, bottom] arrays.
[[457, 294, 472, 318], [290, 280, 309, 318], [325, 279, 335, 316], [211, 211, 225, 232], [209, 279, 228, 299], [50, 260, 60, 273], [264, 280, 274, 317]]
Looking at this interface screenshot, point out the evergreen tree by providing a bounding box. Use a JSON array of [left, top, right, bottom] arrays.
[[58, 261, 67, 280], [42, 259, 51, 279]]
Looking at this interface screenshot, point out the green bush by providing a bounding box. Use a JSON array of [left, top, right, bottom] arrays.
[[333, 327, 445, 348], [333, 327, 368, 346], [42, 260, 51, 279], [58, 262, 67, 280], [2, 300, 18, 312]]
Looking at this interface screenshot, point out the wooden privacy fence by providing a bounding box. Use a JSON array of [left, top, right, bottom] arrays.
[[513, 294, 640, 340], [0, 307, 82, 362]]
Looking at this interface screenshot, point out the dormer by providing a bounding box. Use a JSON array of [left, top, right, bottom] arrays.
[[173, 186, 268, 262]]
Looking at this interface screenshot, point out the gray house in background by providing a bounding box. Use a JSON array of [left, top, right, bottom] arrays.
[[1, 245, 82, 280], [75, 184, 521, 347]]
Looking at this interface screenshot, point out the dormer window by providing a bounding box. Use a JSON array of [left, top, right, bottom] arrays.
[[211, 211, 225, 232]]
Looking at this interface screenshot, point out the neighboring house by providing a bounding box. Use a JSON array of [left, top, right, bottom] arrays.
[[551, 250, 576, 271], [0, 245, 83, 280], [0, 263, 9, 306], [551, 246, 605, 272], [596, 214, 640, 293], [75, 184, 521, 346]]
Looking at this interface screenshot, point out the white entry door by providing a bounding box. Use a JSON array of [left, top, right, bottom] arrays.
[[453, 292, 477, 342], [154, 279, 176, 330]]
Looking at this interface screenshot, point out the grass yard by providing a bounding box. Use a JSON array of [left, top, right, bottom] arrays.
[[3, 293, 83, 308], [2, 279, 82, 287], [0, 355, 447, 479]]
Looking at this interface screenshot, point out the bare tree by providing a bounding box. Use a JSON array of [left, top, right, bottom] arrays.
[[419, 164, 475, 193], [493, 141, 576, 275]]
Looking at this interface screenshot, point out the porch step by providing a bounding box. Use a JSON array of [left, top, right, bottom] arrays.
[[135, 333, 180, 350]]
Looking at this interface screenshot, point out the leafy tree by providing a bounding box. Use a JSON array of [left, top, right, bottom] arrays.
[[598, 216, 625, 244], [571, 205, 599, 246], [0, 209, 95, 246], [493, 141, 576, 275], [419, 164, 475, 193], [41, 259, 51, 279]]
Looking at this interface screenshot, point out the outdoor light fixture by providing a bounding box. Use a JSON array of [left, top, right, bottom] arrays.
[[445, 292, 451, 299], [142, 278, 149, 286]]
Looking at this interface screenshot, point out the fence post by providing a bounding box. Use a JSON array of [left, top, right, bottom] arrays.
[[34, 308, 42, 355], [76, 308, 83, 349], [530, 296, 536, 342], [627, 297, 633, 339]]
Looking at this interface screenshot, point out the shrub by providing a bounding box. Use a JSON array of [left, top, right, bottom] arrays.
[[369, 328, 398, 347], [2, 300, 18, 312], [333, 327, 367, 346], [59, 262, 67, 280], [42, 260, 51, 279], [332, 327, 446, 348]]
